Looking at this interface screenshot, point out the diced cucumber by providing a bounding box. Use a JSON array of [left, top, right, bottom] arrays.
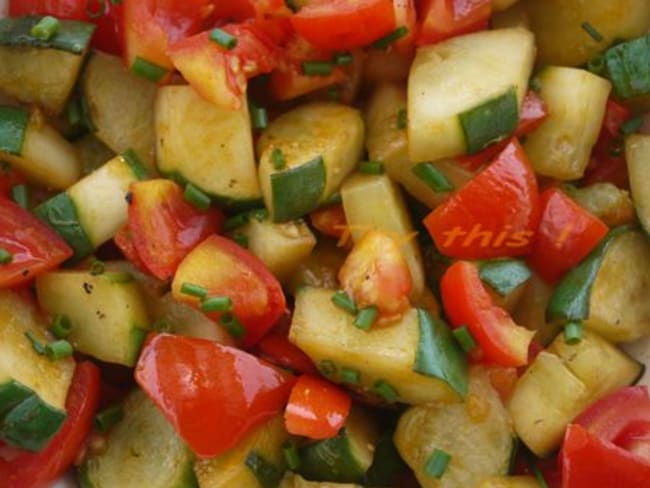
[[0, 16, 95, 114], [36, 270, 150, 366], [569, 183, 636, 228], [341, 173, 425, 301], [82, 51, 157, 172], [364, 431, 409, 487], [604, 34, 650, 101], [548, 227, 650, 342], [477, 476, 539, 488], [479, 260, 532, 298], [524, 67, 611, 180], [74, 134, 116, 176], [155, 85, 262, 207], [511, 272, 559, 346], [0, 290, 74, 451], [298, 408, 379, 484], [258, 102, 364, 222], [79, 389, 197, 488], [408, 28, 535, 162], [625, 134, 650, 234], [395, 367, 515, 488], [194, 415, 289, 488], [0, 105, 81, 189], [289, 287, 466, 405]]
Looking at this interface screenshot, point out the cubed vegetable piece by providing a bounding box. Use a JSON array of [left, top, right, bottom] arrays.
[[625, 134, 650, 234]]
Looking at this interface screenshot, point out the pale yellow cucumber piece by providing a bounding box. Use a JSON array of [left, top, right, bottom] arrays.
[[625, 134, 650, 234], [477, 476, 539, 488], [569, 183, 636, 227]]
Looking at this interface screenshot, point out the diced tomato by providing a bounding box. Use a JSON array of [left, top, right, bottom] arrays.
[[257, 330, 318, 375], [0, 198, 73, 288], [309, 204, 348, 239], [425, 140, 540, 259], [212, 0, 292, 21], [339, 230, 412, 323], [135, 334, 294, 458], [417, 0, 491, 46], [291, 0, 396, 51], [126, 179, 223, 281], [601, 99, 632, 139], [0, 165, 26, 199], [527, 187, 608, 284], [113, 224, 150, 274], [172, 235, 286, 348], [484, 366, 518, 402], [284, 374, 351, 439], [441, 261, 534, 367], [0, 362, 101, 488], [392, 0, 417, 56]]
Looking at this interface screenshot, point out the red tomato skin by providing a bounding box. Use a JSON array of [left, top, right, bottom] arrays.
[[284, 374, 351, 440], [424, 140, 540, 259], [309, 204, 348, 239], [0, 197, 73, 288], [0, 362, 101, 488], [135, 334, 294, 458], [257, 332, 318, 375], [417, 0, 491, 46], [527, 188, 609, 284], [291, 0, 396, 51], [113, 224, 150, 274]]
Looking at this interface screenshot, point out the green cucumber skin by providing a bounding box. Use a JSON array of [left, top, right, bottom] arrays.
[[413, 309, 468, 398], [298, 429, 366, 484], [479, 259, 532, 296], [0, 105, 29, 156], [459, 86, 519, 155], [34, 192, 95, 262], [0, 380, 32, 417], [604, 35, 650, 100], [0, 394, 66, 452], [364, 432, 408, 486], [126, 327, 148, 368], [546, 226, 631, 323], [245, 451, 284, 488], [271, 156, 326, 222], [0, 16, 95, 55]]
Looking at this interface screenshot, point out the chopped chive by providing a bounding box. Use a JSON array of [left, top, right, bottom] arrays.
[[587, 54, 606, 75], [452, 325, 477, 353], [11, 184, 29, 209], [302, 60, 335, 76], [271, 148, 286, 170], [396, 108, 407, 129], [581, 22, 603, 43], [50, 314, 72, 339], [24, 331, 46, 355], [219, 313, 246, 339], [525, 451, 549, 488], [250, 103, 268, 130], [201, 295, 233, 313], [620, 115, 644, 135], [373, 379, 398, 402], [120, 149, 149, 180], [425, 449, 451, 478], [0, 248, 13, 265], [131, 56, 168, 83], [359, 161, 385, 174], [354, 306, 378, 330], [319, 360, 338, 377], [232, 233, 249, 248], [564, 321, 583, 345], [331, 291, 358, 315], [30, 15, 60, 40], [371, 26, 409, 50], [210, 28, 238, 49], [340, 367, 361, 385], [334, 52, 353, 65], [94, 405, 124, 433], [412, 162, 455, 192], [282, 441, 301, 470], [103, 272, 133, 284], [184, 183, 211, 211], [89, 258, 105, 276], [45, 339, 73, 361], [224, 212, 249, 231], [249, 208, 269, 222], [245, 451, 283, 488], [180, 282, 208, 299]]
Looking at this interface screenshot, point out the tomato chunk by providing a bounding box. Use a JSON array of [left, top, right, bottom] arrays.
[[417, 0, 491, 46]]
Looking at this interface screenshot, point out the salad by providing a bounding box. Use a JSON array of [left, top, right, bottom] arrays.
[[0, 1, 649, 487]]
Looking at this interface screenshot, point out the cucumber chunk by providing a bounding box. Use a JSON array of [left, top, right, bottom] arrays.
[[625, 134, 650, 234]]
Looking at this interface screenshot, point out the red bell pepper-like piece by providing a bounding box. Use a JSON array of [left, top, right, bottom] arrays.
[[527, 187, 608, 284], [424, 140, 540, 259], [441, 261, 534, 367], [136, 334, 294, 458], [257, 330, 318, 375], [417, 0, 491, 46], [284, 374, 352, 440]]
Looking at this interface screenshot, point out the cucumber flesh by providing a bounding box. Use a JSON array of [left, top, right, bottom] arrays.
[[625, 134, 650, 234]]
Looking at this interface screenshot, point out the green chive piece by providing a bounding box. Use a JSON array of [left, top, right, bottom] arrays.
[[89, 258, 105, 276], [340, 367, 361, 385], [232, 233, 249, 248], [25, 330, 46, 354], [331, 291, 358, 315], [11, 184, 29, 209], [250, 103, 268, 130], [425, 449, 452, 478], [219, 313, 246, 339], [354, 306, 378, 330], [371, 26, 409, 50], [180, 282, 208, 299], [282, 440, 301, 471], [30, 15, 60, 41], [334, 52, 353, 65], [319, 360, 338, 377], [0, 248, 13, 265], [131, 57, 168, 83], [412, 162, 455, 192], [50, 314, 72, 339], [201, 296, 233, 313], [302, 60, 335, 76], [525, 451, 549, 488], [452, 325, 477, 353], [94, 405, 124, 433], [249, 208, 269, 222], [45, 339, 73, 361], [620, 115, 644, 135], [224, 212, 250, 231], [120, 149, 149, 180], [581, 22, 604, 43], [184, 183, 211, 211], [271, 148, 286, 170], [359, 161, 385, 174], [373, 379, 398, 403], [396, 108, 407, 129], [564, 321, 583, 345], [210, 28, 238, 50]]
